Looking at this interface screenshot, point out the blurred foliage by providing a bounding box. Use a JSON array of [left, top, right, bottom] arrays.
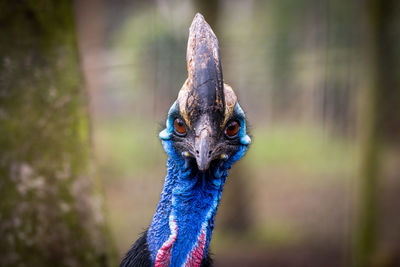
[[249, 124, 354, 175], [94, 119, 165, 179]]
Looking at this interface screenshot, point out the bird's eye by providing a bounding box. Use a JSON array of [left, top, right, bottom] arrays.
[[173, 118, 187, 136], [225, 120, 240, 138]]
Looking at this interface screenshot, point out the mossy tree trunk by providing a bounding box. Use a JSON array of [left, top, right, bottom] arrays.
[[0, 1, 112, 266]]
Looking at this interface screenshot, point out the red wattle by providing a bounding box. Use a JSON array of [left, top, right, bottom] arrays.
[[184, 228, 206, 267], [154, 219, 178, 267]]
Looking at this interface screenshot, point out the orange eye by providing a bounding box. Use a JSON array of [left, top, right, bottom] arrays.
[[225, 121, 240, 138], [173, 118, 187, 136]]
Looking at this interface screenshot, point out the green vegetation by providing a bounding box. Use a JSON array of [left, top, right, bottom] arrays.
[[248, 124, 355, 176], [94, 119, 165, 179]]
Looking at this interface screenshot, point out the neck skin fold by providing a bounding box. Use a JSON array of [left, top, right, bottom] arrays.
[[147, 140, 246, 267]]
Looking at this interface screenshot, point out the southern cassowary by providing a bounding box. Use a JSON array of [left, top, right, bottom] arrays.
[[120, 13, 251, 267]]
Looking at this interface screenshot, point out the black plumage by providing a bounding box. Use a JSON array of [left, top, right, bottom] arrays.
[[120, 231, 151, 267], [120, 231, 213, 267]]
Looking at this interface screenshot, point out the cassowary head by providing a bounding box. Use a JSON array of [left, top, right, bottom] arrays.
[[160, 13, 251, 172]]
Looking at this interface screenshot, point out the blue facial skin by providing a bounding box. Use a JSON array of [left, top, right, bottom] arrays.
[[148, 101, 250, 266]]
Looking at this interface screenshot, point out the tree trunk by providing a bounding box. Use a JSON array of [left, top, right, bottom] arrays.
[[0, 1, 112, 266], [353, 0, 395, 266]]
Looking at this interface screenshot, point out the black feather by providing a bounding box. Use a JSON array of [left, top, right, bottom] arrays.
[[120, 231, 151, 267], [119, 230, 214, 267], [201, 253, 213, 267]]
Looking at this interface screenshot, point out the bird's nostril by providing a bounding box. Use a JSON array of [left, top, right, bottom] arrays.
[[196, 150, 199, 154]]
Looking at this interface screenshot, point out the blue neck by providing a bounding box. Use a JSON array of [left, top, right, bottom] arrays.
[[147, 140, 247, 266]]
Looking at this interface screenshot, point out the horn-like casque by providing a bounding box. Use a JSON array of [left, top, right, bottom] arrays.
[[178, 13, 225, 126]]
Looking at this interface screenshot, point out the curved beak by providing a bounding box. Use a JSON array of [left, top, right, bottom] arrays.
[[195, 129, 213, 172]]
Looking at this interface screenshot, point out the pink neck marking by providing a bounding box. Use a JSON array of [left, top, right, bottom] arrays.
[[154, 218, 178, 267], [183, 227, 207, 267]]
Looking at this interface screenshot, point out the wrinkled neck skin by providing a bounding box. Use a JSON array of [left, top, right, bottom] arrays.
[[147, 140, 247, 267]]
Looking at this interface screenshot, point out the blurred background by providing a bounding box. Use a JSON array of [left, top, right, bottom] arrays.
[[1, 0, 399, 266]]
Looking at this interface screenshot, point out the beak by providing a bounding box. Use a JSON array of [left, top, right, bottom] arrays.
[[195, 129, 213, 172]]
